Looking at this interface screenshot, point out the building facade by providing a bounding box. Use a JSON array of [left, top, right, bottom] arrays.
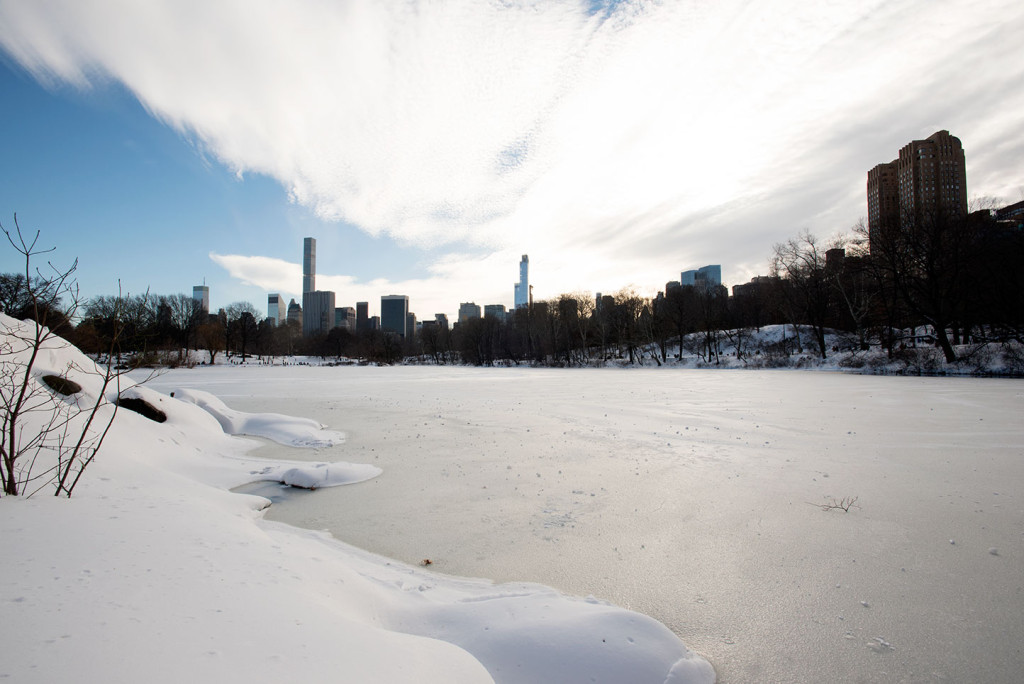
[[287, 298, 302, 326], [267, 293, 283, 325], [867, 160, 899, 249], [680, 265, 721, 289], [303, 237, 316, 294], [356, 301, 369, 332], [381, 295, 409, 337], [192, 285, 209, 315], [458, 302, 481, 324], [335, 306, 356, 331], [514, 254, 529, 309], [996, 199, 1024, 229], [867, 130, 967, 253], [484, 304, 507, 321], [302, 290, 335, 337]]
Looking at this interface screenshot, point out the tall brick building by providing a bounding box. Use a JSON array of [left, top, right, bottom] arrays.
[[867, 130, 967, 252]]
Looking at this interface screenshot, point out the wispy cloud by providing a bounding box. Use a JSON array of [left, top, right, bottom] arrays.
[[209, 253, 299, 294], [3, 0, 1023, 307]]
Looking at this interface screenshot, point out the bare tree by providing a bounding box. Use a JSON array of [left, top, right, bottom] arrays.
[[612, 288, 647, 364], [224, 301, 260, 361], [771, 230, 837, 359], [165, 293, 203, 363], [0, 273, 30, 316], [695, 284, 727, 364], [868, 201, 998, 362], [569, 292, 596, 364], [196, 318, 226, 364], [0, 216, 129, 498]]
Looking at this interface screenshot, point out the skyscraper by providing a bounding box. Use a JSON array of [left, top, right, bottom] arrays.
[[867, 161, 899, 249], [287, 298, 302, 326], [302, 290, 335, 337], [192, 285, 209, 315], [303, 237, 316, 294], [267, 293, 283, 325], [381, 295, 409, 337], [356, 301, 369, 332], [514, 254, 529, 309], [867, 130, 967, 253]]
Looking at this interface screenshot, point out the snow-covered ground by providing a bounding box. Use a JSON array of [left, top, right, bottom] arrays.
[[0, 315, 713, 683], [143, 364, 1024, 683]]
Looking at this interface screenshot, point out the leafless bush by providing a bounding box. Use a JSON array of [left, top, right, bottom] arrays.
[[1, 216, 136, 498], [808, 496, 860, 512]]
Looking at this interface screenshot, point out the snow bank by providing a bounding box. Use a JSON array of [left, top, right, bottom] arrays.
[[0, 314, 714, 683], [169, 386, 345, 447]]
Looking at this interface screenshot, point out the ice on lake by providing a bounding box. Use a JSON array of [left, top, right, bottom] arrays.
[[149, 365, 1024, 683]]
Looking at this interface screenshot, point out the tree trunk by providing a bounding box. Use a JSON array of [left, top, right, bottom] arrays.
[[935, 327, 957, 362]]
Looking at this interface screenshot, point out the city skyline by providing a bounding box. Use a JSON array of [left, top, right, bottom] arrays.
[[2, 2, 1024, 324]]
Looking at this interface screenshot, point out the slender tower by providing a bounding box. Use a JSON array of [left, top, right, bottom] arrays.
[[514, 254, 529, 309], [303, 237, 316, 294]]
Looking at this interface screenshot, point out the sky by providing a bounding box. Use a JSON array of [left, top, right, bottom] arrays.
[[1, 0, 1023, 323]]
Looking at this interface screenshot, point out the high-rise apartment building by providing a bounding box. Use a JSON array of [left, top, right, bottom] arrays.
[[192, 285, 209, 315], [381, 295, 409, 337], [406, 313, 417, 340], [458, 302, 481, 324], [867, 161, 899, 248], [514, 255, 529, 309], [434, 313, 449, 331], [867, 130, 967, 253], [267, 293, 283, 325], [356, 302, 369, 332], [302, 290, 335, 337], [303, 237, 316, 294]]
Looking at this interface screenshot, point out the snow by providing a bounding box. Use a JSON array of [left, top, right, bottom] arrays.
[[0, 314, 714, 683], [169, 386, 346, 448]]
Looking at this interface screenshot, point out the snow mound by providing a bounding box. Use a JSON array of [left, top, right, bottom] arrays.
[[170, 386, 345, 447], [250, 461, 381, 490]]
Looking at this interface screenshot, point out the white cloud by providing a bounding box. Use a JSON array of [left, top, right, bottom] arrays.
[[3, 0, 1024, 307], [208, 253, 299, 294]]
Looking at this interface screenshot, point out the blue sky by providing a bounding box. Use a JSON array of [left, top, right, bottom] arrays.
[[0, 58, 442, 315], [2, 1, 1023, 322]]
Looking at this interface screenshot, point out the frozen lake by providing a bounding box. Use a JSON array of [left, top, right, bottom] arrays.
[[148, 366, 1024, 683]]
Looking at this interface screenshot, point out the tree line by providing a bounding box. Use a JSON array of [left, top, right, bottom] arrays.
[[436, 207, 1023, 367], [3, 207, 1021, 368]]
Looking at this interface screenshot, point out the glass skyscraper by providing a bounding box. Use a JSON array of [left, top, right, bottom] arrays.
[[514, 254, 529, 309], [381, 295, 409, 337]]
